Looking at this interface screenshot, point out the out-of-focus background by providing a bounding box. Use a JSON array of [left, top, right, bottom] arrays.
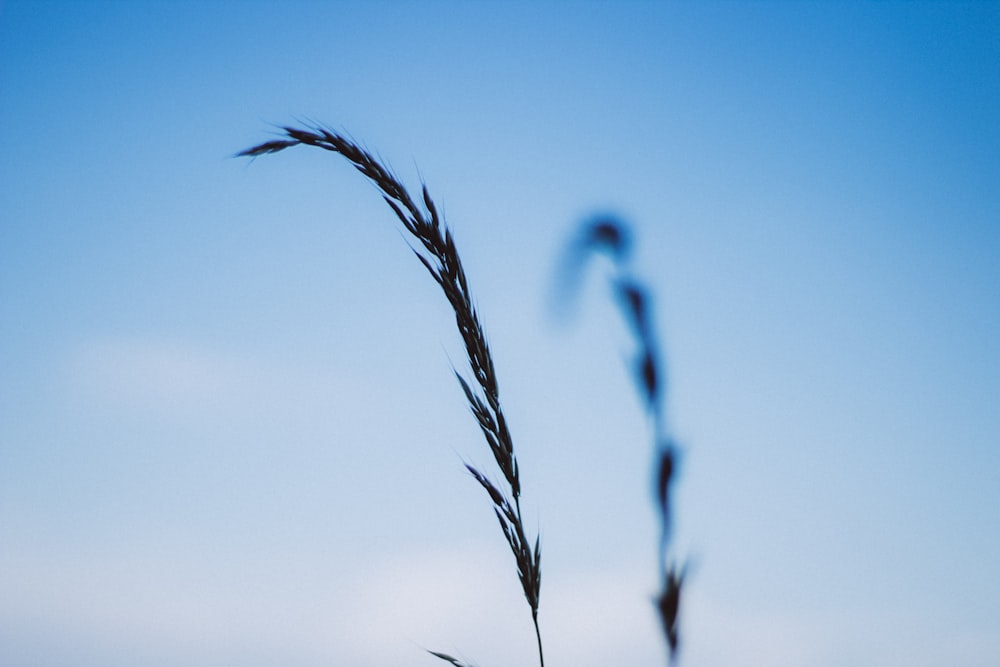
[[2, 2, 998, 665]]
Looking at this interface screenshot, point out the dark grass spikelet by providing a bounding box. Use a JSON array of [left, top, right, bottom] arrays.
[[427, 650, 476, 667], [240, 125, 543, 667], [562, 215, 687, 665]]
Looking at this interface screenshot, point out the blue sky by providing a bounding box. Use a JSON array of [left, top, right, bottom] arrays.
[[1, 1, 998, 665]]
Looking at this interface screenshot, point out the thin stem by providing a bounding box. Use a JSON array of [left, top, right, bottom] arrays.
[[533, 611, 545, 667]]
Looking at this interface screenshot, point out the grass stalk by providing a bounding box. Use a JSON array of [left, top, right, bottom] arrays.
[[563, 216, 686, 664], [239, 125, 543, 667]]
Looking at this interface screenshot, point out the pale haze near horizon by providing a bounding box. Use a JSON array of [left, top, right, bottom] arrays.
[[1, 2, 998, 666]]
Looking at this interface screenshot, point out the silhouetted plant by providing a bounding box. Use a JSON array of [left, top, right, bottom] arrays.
[[239, 125, 543, 667], [560, 217, 686, 663]]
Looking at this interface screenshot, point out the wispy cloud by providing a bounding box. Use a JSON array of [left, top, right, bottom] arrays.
[[67, 337, 259, 419]]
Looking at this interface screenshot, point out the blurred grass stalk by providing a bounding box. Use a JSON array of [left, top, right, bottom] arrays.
[[561, 217, 686, 663]]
